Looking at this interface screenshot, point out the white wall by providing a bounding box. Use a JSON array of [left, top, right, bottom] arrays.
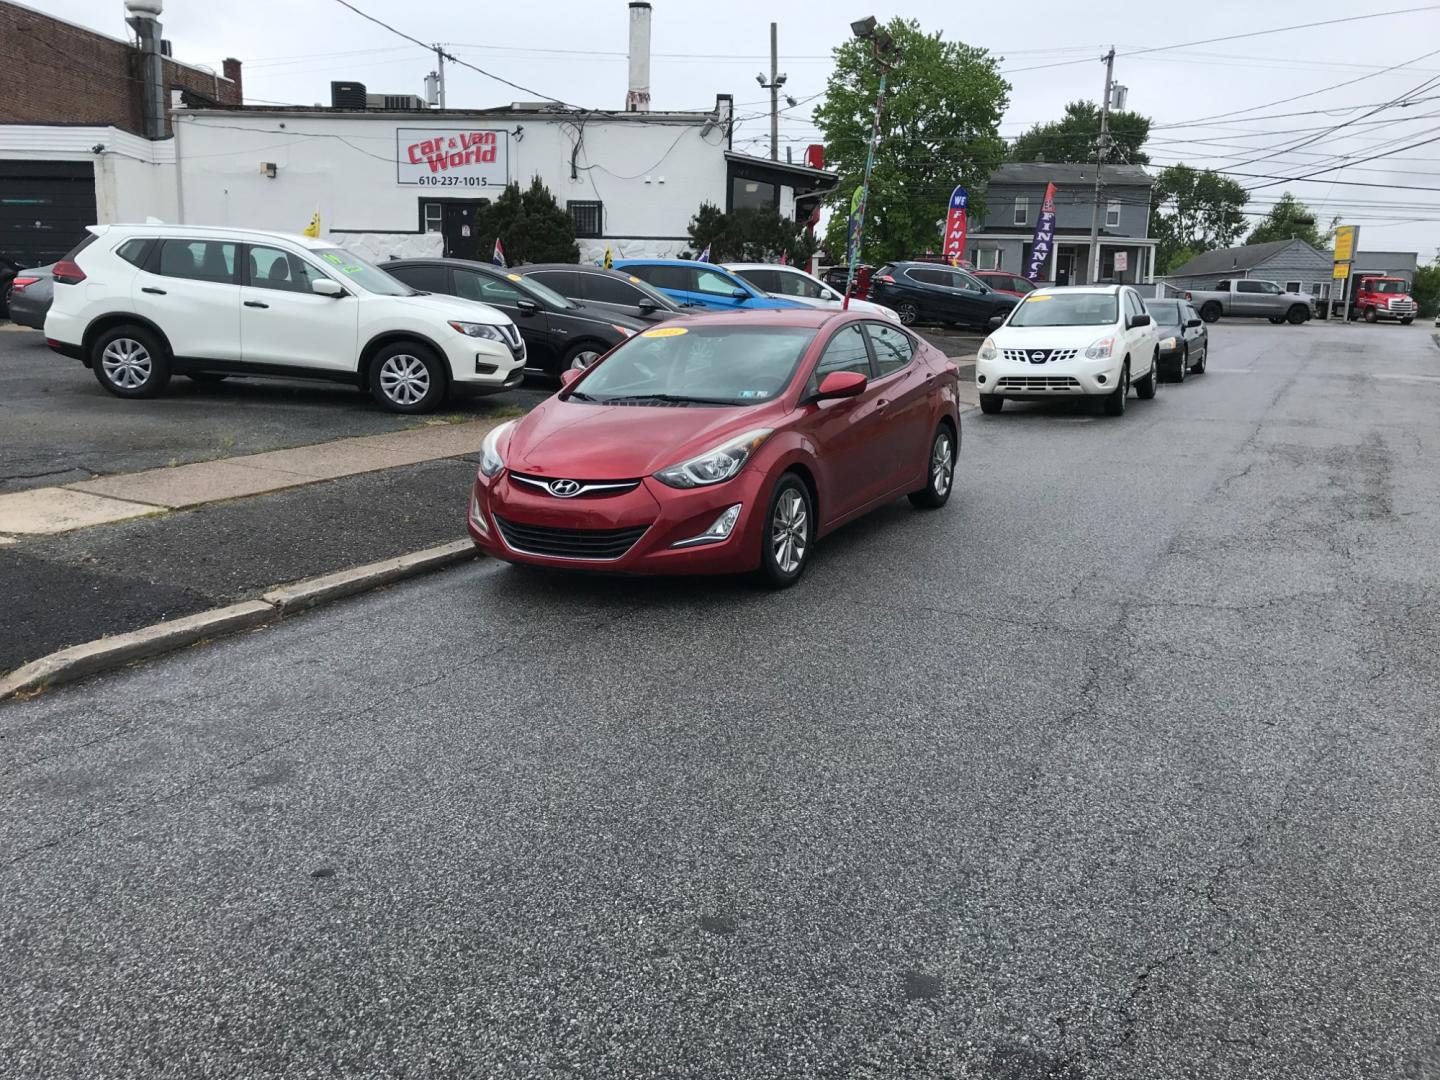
[[171, 110, 730, 254]]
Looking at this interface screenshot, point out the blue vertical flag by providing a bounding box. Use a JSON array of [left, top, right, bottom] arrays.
[[697, 243, 712, 263], [1026, 183, 1058, 281]]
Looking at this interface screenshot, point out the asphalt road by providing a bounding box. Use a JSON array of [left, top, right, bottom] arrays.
[[3, 322, 1439, 1078]]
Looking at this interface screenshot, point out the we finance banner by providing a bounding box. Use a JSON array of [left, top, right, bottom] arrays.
[[1026, 182, 1058, 281], [942, 185, 969, 265]]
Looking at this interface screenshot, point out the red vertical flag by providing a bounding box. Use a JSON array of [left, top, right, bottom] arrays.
[[943, 185, 969, 266]]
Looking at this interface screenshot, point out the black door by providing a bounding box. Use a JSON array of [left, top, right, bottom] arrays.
[[0, 161, 97, 266], [441, 204, 483, 260]]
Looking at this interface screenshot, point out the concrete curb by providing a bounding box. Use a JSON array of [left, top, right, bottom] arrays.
[[0, 539, 478, 701]]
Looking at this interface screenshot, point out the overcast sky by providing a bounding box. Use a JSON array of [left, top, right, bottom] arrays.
[[46, 0, 1440, 262]]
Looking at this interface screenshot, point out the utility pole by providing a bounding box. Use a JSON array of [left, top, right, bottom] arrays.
[[757, 24, 787, 161], [434, 44, 447, 109], [1086, 47, 1116, 285]]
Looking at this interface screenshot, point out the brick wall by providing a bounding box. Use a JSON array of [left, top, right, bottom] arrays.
[[0, 2, 241, 137]]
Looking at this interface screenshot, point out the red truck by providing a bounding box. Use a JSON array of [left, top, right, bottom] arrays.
[[1348, 275, 1418, 324]]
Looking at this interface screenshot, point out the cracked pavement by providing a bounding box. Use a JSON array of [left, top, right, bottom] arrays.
[[2, 322, 1439, 1077]]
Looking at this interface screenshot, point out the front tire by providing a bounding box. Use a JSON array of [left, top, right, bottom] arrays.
[[561, 341, 603, 376], [896, 301, 920, 326], [1364, 307, 1378, 323], [909, 423, 957, 509], [1103, 361, 1130, 416], [1286, 305, 1308, 325], [91, 324, 172, 399], [369, 341, 446, 414], [1135, 353, 1159, 399], [979, 394, 1003, 414], [1200, 303, 1221, 324], [1191, 344, 1206, 374], [756, 473, 813, 589], [1173, 347, 1187, 383]]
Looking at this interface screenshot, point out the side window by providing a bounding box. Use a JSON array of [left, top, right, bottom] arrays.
[[156, 239, 236, 284], [1011, 276, 1037, 294], [1236, 281, 1263, 294], [949, 272, 980, 293], [388, 264, 450, 294], [1215, 280, 1230, 291], [867, 323, 914, 377], [907, 267, 945, 286], [694, 269, 740, 297], [457, 270, 524, 304], [248, 246, 325, 293], [813, 324, 872, 382], [738, 269, 781, 293], [629, 264, 687, 291], [525, 270, 580, 299], [777, 270, 826, 299], [1261, 281, 1282, 295], [116, 238, 154, 268], [583, 274, 647, 306]]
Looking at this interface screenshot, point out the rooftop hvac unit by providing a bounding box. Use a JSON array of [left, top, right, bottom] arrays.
[[368, 94, 426, 111], [330, 81, 367, 109]]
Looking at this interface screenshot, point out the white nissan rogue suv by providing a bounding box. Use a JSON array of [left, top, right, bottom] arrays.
[[974, 285, 1161, 417], [44, 225, 526, 413]]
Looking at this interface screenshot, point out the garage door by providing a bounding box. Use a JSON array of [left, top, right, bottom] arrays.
[[0, 161, 97, 267]]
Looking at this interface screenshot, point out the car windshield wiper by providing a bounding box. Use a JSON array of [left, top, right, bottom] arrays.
[[596, 393, 736, 406]]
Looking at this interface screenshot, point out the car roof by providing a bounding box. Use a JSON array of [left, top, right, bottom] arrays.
[[659, 308, 862, 330], [95, 223, 334, 251], [613, 258, 727, 268], [1030, 285, 1125, 296], [722, 262, 810, 272], [382, 257, 509, 272], [521, 263, 637, 276]]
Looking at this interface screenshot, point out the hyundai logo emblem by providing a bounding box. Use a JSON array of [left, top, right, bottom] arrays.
[[547, 478, 583, 497]]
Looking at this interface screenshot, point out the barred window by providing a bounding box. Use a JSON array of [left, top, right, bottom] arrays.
[[568, 200, 603, 239]]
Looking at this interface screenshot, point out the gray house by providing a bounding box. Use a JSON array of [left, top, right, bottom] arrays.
[[968, 162, 1157, 286], [1159, 239, 1333, 304]]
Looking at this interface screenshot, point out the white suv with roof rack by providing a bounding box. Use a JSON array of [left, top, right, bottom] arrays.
[[43, 224, 525, 413], [974, 285, 1161, 417]]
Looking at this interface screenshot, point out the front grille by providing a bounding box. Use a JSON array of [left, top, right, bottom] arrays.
[[493, 514, 650, 560], [1002, 348, 1079, 364], [997, 376, 1082, 391], [1388, 301, 1417, 313], [509, 473, 642, 498]]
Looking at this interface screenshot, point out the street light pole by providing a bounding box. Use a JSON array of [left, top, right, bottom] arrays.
[[842, 16, 896, 311], [756, 25, 788, 162], [1086, 47, 1115, 286]]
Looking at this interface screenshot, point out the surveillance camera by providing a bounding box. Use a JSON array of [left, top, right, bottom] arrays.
[[755, 72, 766, 87], [850, 15, 877, 38], [776, 73, 787, 87], [91, 143, 106, 154]]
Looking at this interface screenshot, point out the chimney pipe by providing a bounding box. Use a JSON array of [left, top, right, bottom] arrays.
[[626, 2, 652, 112], [125, 0, 167, 139]]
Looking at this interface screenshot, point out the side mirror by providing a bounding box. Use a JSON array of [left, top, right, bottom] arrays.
[[559, 368, 584, 389], [1185, 317, 1203, 328], [311, 278, 346, 298], [987, 315, 1005, 329], [823, 289, 841, 302], [637, 299, 658, 315], [1128, 313, 1152, 329], [731, 289, 750, 302], [815, 370, 868, 400], [516, 298, 541, 316]]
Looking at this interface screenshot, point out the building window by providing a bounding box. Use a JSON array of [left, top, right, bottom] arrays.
[[1285, 280, 1302, 293], [731, 177, 778, 212], [567, 200, 604, 239], [977, 248, 1000, 271], [422, 203, 442, 234], [1311, 282, 1330, 300], [1013, 196, 1028, 226], [1105, 200, 1121, 228]]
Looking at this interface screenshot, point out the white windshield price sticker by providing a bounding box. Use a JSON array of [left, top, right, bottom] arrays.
[[396, 128, 509, 188]]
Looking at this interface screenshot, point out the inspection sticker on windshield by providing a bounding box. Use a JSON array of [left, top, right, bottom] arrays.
[[628, 276, 642, 283], [1025, 294, 1052, 302], [642, 326, 688, 337], [507, 273, 523, 282]]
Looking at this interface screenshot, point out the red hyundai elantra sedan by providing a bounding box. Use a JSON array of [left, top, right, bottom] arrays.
[[468, 309, 961, 586]]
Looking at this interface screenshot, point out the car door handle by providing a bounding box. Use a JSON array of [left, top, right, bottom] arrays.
[[244, 300, 269, 309], [141, 287, 166, 295]]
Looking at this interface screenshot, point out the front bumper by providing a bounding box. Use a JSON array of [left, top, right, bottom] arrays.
[[442, 334, 527, 388], [975, 354, 1124, 397], [468, 468, 770, 576]]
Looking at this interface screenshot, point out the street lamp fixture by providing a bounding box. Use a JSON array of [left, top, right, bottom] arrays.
[[841, 15, 900, 311]]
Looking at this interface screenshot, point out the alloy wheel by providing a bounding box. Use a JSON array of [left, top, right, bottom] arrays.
[[570, 350, 600, 371], [771, 488, 809, 574], [379, 354, 430, 406], [897, 302, 919, 326], [101, 338, 152, 390], [931, 432, 954, 496]]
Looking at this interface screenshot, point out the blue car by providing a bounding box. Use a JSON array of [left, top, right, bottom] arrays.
[[612, 259, 808, 311]]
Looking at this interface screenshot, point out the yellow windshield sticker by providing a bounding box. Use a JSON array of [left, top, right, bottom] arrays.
[[507, 273, 523, 282], [1025, 294, 1053, 301], [628, 276, 642, 283], [642, 326, 688, 338]]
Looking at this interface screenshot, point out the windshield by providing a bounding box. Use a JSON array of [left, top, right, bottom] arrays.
[[569, 325, 816, 407], [1008, 293, 1118, 327], [1369, 279, 1406, 293], [314, 248, 413, 296], [1147, 301, 1183, 327]]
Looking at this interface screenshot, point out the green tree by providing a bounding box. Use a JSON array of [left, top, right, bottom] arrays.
[[1149, 164, 1249, 271], [686, 203, 816, 264], [1412, 262, 1440, 317], [1009, 100, 1151, 165], [1245, 192, 1329, 248], [472, 176, 579, 265], [814, 18, 1009, 265]]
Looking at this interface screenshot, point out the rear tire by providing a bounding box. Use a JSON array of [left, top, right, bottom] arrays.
[[1135, 353, 1158, 400], [1286, 305, 1308, 325], [909, 423, 957, 509], [756, 473, 813, 589], [1200, 303, 1221, 324], [1103, 362, 1129, 416], [896, 301, 920, 326], [1268, 316, 1283, 325], [979, 394, 1003, 414], [369, 341, 447, 414], [91, 324, 172, 399]]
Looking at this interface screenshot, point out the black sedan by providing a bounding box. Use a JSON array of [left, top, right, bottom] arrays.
[[516, 263, 688, 324], [381, 258, 647, 377], [869, 261, 1019, 329], [1145, 298, 1208, 382]]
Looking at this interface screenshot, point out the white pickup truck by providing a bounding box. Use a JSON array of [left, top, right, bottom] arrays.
[[1184, 279, 1316, 325]]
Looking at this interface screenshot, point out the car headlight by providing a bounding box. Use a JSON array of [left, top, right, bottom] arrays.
[[450, 320, 507, 341], [479, 420, 517, 478], [653, 428, 772, 489], [1159, 336, 1178, 350], [977, 336, 998, 362], [1084, 335, 1116, 360]]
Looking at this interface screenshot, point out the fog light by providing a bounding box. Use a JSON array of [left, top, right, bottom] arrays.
[[1096, 374, 1108, 385], [469, 492, 490, 535], [671, 503, 742, 548], [977, 374, 986, 385]]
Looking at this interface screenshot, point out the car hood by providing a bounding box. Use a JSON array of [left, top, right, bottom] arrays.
[[394, 291, 511, 325], [505, 399, 774, 480], [563, 302, 648, 331], [993, 324, 1116, 347]]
